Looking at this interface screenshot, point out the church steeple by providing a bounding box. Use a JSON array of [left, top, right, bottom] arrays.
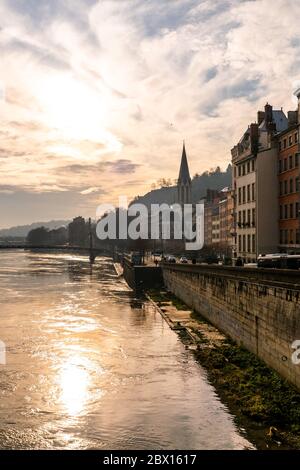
[[177, 142, 192, 205], [178, 141, 191, 185]]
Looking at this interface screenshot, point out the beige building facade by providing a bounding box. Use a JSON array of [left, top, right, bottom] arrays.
[[232, 104, 288, 262]]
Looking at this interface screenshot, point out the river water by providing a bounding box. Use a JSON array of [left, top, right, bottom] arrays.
[[0, 251, 253, 450]]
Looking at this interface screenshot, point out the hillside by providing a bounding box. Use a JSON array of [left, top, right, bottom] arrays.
[[0, 220, 71, 238], [135, 165, 232, 207]]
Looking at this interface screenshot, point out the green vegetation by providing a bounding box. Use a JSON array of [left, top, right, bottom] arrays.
[[196, 340, 300, 429], [148, 288, 300, 449]]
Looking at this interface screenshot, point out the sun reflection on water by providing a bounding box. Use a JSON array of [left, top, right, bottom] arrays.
[[60, 359, 90, 416]]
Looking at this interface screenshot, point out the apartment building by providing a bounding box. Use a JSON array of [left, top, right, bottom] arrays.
[[211, 206, 220, 245], [219, 188, 234, 256], [231, 103, 288, 262], [204, 189, 221, 247], [202, 188, 234, 257], [278, 92, 300, 252]]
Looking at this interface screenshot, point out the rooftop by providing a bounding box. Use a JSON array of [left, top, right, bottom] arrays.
[[259, 109, 288, 133]]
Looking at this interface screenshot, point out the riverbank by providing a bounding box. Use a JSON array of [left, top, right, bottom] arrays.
[[147, 288, 300, 450]]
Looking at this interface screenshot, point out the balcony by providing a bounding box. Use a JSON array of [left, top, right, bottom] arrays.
[[237, 222, 255, 229]]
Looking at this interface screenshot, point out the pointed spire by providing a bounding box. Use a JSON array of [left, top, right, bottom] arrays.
[[178, 141, 191, 185]]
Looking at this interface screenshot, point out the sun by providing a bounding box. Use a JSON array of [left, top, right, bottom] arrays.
[[36, 73, 119, 149]]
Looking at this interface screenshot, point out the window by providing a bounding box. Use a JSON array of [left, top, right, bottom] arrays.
[[284, 180, 288, 195], [296, 154, 299, 168], [242, 186, 246, 204], [239, 235, 242, 252], [247, 184, 250, 202], [247, 209, 251, 225], [289, 155, 293, 169], [238, 187, 241, 205], [279, 205, 283, 220], [280, 230, 283, 244], [284, 205, 288, 219], [290, 203, 294, 219], [247, 161, 250, 173], [295, 133, 299, 144], [289, 135, 293, 146], [279, 141, 282, 152], [279, 160, 282, 173], [284, 138, 287, 149], [242, 164, 245, 176], [279, 181, 283, 196], [238, 165, 241, 177], [243, 210, 246, 224], [296, 177, 300, 192], [252, 183, 255, 201], [285, 230, 289, 243], [284, 158, 287, 171], [296, 230, 300, 245], [248, 234, 251, 253], [296, 202, 299, 217], [290, 178, 294, 193], [251, 159, 255, 172], [252, 234, 256, 254], [290, 229, 294, 244], [243, 235, 246, 252], [252, 208, 255, 226]]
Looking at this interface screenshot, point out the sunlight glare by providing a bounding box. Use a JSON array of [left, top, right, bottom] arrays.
[[37, 74, 122, 156], [60, 359, 90, 416]]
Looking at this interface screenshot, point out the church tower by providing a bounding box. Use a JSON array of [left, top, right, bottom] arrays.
[[177, 142, 192, 205]]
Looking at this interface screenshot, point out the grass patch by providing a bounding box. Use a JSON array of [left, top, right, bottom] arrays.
[[196, 341, 300, 433]]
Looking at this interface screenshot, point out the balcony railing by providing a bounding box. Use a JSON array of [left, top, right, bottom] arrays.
[[237, 222, 255, 229]]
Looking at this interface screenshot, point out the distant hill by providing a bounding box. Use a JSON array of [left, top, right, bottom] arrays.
[[135, 165, 232, 207], [134, 186, 177, 207], [192, 165, 232, 201], [0, 220, 71, 238]]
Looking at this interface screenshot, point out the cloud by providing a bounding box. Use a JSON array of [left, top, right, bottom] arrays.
[[80, 187, 101, 195], [1, 0, 300, 226], [59, 158, 140, 175], [106, 159, 141, 174]]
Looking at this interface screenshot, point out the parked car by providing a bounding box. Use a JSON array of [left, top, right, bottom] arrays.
[[167, 255, 177, 264], [179, 256, 188, 264], [130, 252, 143, 265], [257, 253, 300, 270]]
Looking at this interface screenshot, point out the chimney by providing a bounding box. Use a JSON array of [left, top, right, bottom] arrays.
[[250, 123, 259, 155], [257, 111, 265, 126], [288, 110, 298, 127], [264, 103, 273, 124], [267, 121, 277, 147]]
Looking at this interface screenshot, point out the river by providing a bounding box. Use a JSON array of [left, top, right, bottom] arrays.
[[0, 251, 253, 450]]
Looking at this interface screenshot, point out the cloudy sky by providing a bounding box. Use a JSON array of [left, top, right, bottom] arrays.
[[0, 0, 300, 227]]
